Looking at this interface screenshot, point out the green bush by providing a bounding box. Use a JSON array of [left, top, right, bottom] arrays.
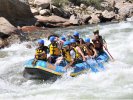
[[69, 0, 104, 9], [52, 0, 106, 9], [52, 0, 70, 7]]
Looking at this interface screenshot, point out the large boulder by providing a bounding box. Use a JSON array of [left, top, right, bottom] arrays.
[[35, 15, 68, 23], [35, 15, 68, 27], [0, 17, 17, 48], [0, 0, 36, 26], [34, 0, 50, 9], [0, 17, 16, 39], [52, 6, 70, 18]]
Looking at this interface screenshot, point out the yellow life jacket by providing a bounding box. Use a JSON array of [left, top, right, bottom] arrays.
[[35, 48, 47, 60], [62, 49, 72, 62], [74, 47, 81, 59], [49, 43, 61, 56]]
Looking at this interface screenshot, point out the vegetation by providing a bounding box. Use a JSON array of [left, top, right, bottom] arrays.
[[52, 0, 104, 9], [52, 0, 70, 7]]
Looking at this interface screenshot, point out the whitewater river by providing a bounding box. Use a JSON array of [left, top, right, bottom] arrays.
[[0, 21, 133, 100]]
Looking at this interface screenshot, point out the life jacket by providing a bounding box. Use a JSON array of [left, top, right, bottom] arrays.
[[35, 46, 47, 60], [80, 45, 87, 56], [49, 43, 61, 56], [74, 47, 81, 59], [62, 48, 72, 62]]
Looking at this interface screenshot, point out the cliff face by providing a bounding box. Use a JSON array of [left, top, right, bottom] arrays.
[[0, 0, 36, 26]]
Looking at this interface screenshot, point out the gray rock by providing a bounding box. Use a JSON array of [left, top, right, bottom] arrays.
[[52, 6, 70, 18], [80, 4, 87, 9], [0, 0, 35, 26], [31, 8, 39, 15], [34, 0, 50, 9], [89, 14, 100, 24], [0, 17, 16, 36], [39, 9, 51, 16], [69, 15, 80, 25]]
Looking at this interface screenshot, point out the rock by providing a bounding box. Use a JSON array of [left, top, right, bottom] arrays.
[[69, 15, 80, 25], [80, 4, 87, 9], [98, 11, 115, 22], [34, 0, 50, 9], [118, 3, 133, 16], [28, 0, 35, 6], [82, 15, 92, 24], [35, 15, 69, 28], [0, 17, 16, 38], [21, 26, 45, 32], [0, 0, 36, 26], [87, 6, 95, 12], [62, 22, 72, 27], [38, 7, 43, 11], [89, 14, 100, 24], [75, 6, 80, 9], [101, 2, 109, 8], [35, 15, 68, 23], [52, 6, 70, 18], [7, 34, 21, 45], [39, 9, 51, 16], [21, 26, 54, 40], [102, 10, 115, 18], [30, 8, 39, 15], [0, 38, 9, 49]]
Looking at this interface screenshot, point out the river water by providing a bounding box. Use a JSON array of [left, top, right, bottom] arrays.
[[0, 21, 133, 100]]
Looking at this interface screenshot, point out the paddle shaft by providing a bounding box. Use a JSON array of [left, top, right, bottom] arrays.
[[103, 45, 115, 61]]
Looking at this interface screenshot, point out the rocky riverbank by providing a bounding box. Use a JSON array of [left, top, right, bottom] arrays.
[[0, 0, 133, 48]]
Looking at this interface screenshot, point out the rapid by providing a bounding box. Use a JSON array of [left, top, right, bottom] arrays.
[[0, 21, 133, 100]]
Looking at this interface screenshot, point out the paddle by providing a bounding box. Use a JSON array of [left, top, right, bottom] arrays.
[[103, 45, 115, 61]]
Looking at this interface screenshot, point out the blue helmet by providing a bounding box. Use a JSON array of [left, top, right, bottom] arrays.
[[61, 36, 66, 41], [63, 41, 71, 47], [85, 38, 90, 43], [73, 31, 79, 37], [49, 36, 55, 42], [70, 39, 76, 43], [38, 39, 44, 44]]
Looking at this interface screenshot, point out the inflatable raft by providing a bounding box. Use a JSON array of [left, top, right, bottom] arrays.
[[23, 52, 109, 80]]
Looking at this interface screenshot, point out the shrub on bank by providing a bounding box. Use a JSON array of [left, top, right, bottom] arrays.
[[52, 0, 70, 7], [52, 0, 104, 9]]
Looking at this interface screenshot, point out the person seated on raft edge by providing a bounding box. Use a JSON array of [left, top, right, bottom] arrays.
[[92, 30, 107, 55], [48, 36, 61, 64], [70, 39, 86, 63], [60, 41, 76, 69], [84, 38, 98, 59], [32, 39, 49, 66]]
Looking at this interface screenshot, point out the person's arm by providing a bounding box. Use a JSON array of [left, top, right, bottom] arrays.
[[91, 45, 98, 58]]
